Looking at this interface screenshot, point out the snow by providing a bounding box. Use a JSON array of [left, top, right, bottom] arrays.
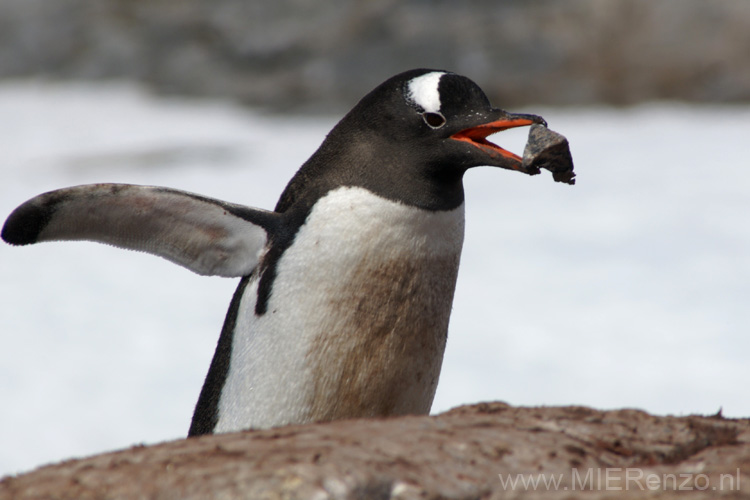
[[1, 81, 749, 476]]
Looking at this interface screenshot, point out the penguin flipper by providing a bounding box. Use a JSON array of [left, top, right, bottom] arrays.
[[2, 184, 278, 277]]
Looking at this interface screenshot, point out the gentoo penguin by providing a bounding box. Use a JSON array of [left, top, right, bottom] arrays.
[[2, 69, 567, 437]]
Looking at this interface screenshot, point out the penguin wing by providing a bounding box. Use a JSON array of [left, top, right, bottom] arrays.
[[2, 184, 279, 277]]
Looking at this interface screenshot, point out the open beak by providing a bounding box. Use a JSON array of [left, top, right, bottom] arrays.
[[451, 111, 546, 172]]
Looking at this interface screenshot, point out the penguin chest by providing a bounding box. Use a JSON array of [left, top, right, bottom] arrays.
[[216, 186, 465, 431]]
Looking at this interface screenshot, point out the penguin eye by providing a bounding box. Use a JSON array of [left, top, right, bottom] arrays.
[[422, 112, 446, 129]]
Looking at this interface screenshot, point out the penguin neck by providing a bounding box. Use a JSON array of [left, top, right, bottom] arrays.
[[276, 132, 467, 214]]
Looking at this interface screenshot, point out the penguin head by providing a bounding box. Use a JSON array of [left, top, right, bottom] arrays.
[[279, 69, 547, 212], [338, 68, 545, 166]]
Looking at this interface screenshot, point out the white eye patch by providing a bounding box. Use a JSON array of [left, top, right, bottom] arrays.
[[406, 71, 445, 113]]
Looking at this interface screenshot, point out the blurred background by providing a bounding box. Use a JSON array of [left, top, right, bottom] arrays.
[[2, 0, 749, 110], [1, 0, 750, 478]]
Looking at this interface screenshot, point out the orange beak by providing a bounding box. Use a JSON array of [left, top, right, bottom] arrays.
[[451, 113, 546, 172]]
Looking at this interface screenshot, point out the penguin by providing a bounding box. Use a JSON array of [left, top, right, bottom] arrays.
[[2, 69, 550, 437]]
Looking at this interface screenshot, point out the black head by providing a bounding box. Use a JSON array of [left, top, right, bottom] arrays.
[[277, 69, 546, 213]]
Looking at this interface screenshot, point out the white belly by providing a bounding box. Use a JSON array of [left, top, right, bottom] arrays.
[[214, 186, 465, 432]]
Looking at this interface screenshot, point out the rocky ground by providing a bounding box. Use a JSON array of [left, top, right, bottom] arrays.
[[1, 403, 748, 499]]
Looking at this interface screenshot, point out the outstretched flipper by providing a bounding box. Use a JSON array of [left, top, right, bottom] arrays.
[[2, 184, 279, 277]]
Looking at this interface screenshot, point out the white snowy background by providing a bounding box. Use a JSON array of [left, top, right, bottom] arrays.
[[1, 81, 748, 476]]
